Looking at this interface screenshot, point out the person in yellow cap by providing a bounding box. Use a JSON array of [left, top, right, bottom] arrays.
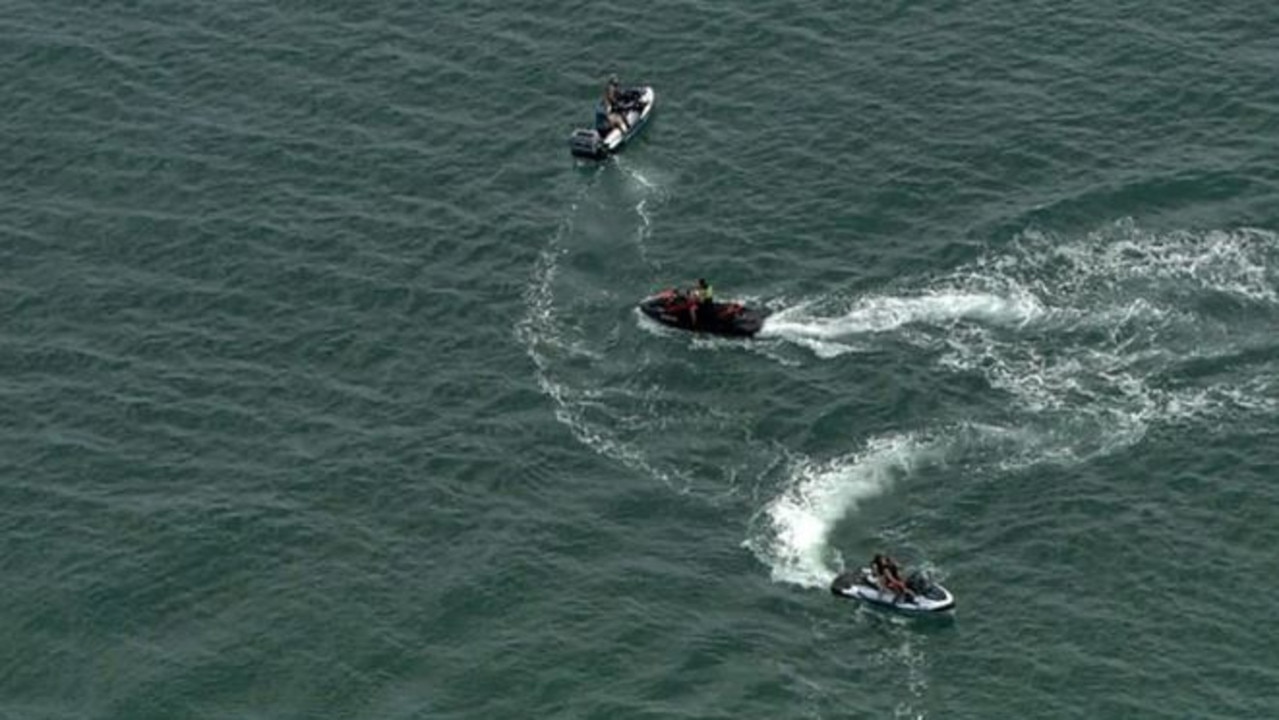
[[688, 278, 713, 327]]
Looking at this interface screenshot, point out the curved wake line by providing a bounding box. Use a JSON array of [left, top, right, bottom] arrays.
[[744, 222, 1279, 591], [515, 173, 683, 489], [743, 434, 943, 589], [617, 158, 669, 270]]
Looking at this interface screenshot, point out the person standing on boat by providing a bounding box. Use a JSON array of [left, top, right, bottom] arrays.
[[688, 278, 713, 327]]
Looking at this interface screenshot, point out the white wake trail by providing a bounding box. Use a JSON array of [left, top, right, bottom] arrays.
[[745, 221, 1279, 590], [743, 434, 942, 588], [515, 171, 685, 489], [759, 289, 1045, 357]]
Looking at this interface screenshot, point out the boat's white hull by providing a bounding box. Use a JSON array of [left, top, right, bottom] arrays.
[[831, 568, 955, 614], [600, 86, 655, 151], [568, 86, 655, 159]]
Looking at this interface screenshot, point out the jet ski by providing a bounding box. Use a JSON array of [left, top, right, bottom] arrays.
[[569, 85, 655, 160], [830, 567, 956, 614], [637, 288, 768, 338]]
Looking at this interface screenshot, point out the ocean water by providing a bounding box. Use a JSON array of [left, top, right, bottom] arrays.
[[3, 0, 1278, 718]]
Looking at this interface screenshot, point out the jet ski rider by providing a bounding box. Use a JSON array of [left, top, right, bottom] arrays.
[[687, 278, 713, 327], [597, 75, 629, 135], [872, 553, 913, 602]]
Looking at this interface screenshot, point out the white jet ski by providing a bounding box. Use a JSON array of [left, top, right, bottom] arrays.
[[830, 567, 956, 614], [568, 86, 655, 160]]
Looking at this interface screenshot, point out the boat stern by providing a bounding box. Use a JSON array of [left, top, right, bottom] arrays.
[[568, 128, 605, 159]]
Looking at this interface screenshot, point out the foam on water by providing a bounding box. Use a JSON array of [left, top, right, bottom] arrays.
[[758, 289, 1045, 355], [517, 208, 673, 488], [747, 221, 1279, 588], [516, 173, 686, 489], [763, 221, 1278, 355], [937, 222, 1279, 448], [616, 157, 669, 269], [878, 635, 930, 720], [1006, 222, 1279, 304], [743, 434, 941, 589]]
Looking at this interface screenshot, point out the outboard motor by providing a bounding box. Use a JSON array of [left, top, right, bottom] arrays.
[[568, 128, 604, 159]]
